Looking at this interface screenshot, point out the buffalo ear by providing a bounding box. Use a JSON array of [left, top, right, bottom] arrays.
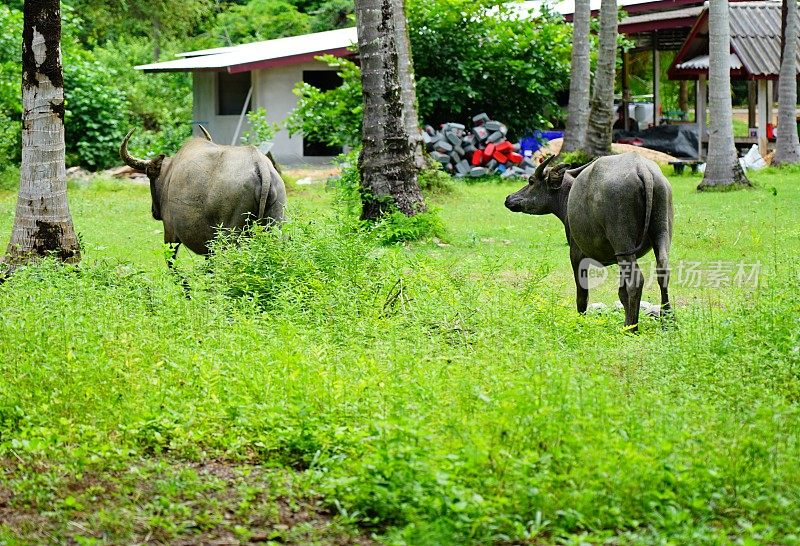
[[146, 154, 166, 179], [546, 164, 568, 188]]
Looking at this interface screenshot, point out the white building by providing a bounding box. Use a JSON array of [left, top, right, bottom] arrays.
[[136, 27, 358, 165]]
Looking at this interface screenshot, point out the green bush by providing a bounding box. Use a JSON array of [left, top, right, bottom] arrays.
[[204, 219, 385, 319], [408, 0, 572, 137], [0, 6, 22, 167], [286, 55, 363, 149], [0, 164, 19, 192], [418, 164, 454, 194], [215, 0, 312, 43], [63, 53, 129, 170]]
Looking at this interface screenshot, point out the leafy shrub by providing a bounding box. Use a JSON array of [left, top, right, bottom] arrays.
[[417, 164, 454, 194], [241, 107, 280, 147], [558, 149, 595, 167], [91, 37, 195, 158], [309, 0, 355, 32], [63, 53, 129, 170], [408, 0, 572, 137], [286, 55, 363, 149], [204, 219, 385, 317], [215, 0, 312, 44], [0, 6, 22, 167], [372, 209, 446, 245], [0, 164, 19, 192]]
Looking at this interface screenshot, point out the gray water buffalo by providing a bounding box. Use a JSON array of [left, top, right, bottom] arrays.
[[120, 127, 286, 266], [505, 152, 674, 332]]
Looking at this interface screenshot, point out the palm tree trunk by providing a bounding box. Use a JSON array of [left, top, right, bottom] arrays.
[[562, 0, 591, 153], [392, 0, 425, 170], [773, 0, 800, 165], [355, 0, 426, 220], [5, 0, 80, 265], [699, 0, 751, 189], [583, 0, 617, 157]]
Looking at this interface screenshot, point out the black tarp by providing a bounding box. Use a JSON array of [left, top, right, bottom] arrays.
[[613, 124, 699, 159]]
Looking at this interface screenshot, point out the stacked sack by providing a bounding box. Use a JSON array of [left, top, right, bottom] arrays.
[[423, 113, 539, 178]]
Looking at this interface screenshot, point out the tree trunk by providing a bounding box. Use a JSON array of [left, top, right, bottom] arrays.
[[355, 0, 426, 220], [583, 0, 617, 157], [5, 0, 80, 266], [392, 0, 425, 170], [562, 0, 591, 153], [773, 0, 800, 165], [699, 0, 751, 189]]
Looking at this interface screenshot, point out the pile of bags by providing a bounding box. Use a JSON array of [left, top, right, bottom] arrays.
[[423, 113, 538, 178]]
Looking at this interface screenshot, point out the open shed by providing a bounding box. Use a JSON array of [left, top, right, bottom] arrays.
[[669, 1, 799, 158], [136, 27, 358, 165]]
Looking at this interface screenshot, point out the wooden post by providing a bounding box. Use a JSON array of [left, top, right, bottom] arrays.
[[757, 79, 768, 156], [696, 74, 707, 159], [652, 32, 660, 127], [679, 80, 688, 116], [747, 80, 757, 129], [767, 79, 774, 129], [622, 50, 631, 131]]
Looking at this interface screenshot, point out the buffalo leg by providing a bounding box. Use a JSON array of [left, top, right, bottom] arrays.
[[570, 245, 589, 313], [617, 255, 644, 332], [653, 234, 673, 320]]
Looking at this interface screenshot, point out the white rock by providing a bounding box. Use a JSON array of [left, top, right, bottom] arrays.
[[646, 304, 662, 318], [587, 302, 608, 313]]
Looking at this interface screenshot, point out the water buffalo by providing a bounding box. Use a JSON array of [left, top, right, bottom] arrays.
[[505, 152, 674, 332], [120, 127, 286, 266]]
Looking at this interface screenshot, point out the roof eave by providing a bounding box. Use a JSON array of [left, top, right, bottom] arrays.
[[227, 47, 356, 73]]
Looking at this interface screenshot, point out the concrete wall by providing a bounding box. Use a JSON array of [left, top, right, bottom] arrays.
[[192, 72, 252, 148], [192, 60, 342, 166]]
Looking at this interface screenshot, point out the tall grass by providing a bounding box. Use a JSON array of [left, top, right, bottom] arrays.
[[0, 169, 799, 544]]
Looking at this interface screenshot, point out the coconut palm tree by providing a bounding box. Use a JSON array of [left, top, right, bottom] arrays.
[[393, 0, 425, 169], [583, 0, 617, 157], [355, 0, 426, 220], [562, 0, 591, 153], [773, 0, 800, 165], [5, 0, 80, 267], [698, 0, 750, 189]]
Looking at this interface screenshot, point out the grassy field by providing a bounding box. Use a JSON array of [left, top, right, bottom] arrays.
[[0, 165, 799, 545]]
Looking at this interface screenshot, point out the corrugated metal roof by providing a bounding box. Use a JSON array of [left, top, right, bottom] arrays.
[[136, 27, 357, 73], [670, 1, 800, 79], [676, 52, 743, 70], [729, 2, 800, 77]]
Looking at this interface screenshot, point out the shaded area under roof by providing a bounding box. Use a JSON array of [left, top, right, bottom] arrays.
[[670, 1, 800, 80]]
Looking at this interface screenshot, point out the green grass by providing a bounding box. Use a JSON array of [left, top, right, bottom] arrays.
[[1, 167, 799, 544]]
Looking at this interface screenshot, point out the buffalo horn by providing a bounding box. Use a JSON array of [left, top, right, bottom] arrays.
[[119, 129, 153, 172], [534, 154, 556, 179], [198, 125, 213, 142]]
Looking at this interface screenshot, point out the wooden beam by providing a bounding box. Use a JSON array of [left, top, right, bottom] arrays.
[[653, 32, 660, 127], [757, 79, 768, 156], [747, 80, 756, 129]]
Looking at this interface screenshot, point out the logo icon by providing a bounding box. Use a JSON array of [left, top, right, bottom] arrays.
[[578, 258, 608, 289]]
